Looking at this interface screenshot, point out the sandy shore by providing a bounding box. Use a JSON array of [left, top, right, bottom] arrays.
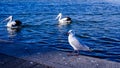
[[0, 41, 119, 68]]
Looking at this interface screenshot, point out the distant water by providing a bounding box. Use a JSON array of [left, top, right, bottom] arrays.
[[0, 0, 120, 62]]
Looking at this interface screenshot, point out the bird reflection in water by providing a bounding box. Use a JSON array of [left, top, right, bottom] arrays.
[[7, 27, 21, 39]]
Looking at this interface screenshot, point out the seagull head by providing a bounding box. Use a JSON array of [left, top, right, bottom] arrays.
[[68, 30, 75, 36]]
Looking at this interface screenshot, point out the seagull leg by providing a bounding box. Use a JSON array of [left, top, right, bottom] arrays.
[[72, 50, 79, 56], [67, 50, 75, 56], [67, 50, 80, 56], [72, 50, 76, 55], [74, 50, 79, 56]]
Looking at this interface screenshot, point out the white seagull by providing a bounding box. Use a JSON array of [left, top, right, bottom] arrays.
[[68, 30, 90, 55], [56, 13, 71, 25], [4, 16, 22, 28]]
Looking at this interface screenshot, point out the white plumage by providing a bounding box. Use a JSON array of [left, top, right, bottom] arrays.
[[56, 13, 71, 25], [4, 16, 22, 28], [68, 30, 90, 51]]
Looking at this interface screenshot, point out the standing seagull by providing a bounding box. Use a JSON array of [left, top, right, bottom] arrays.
[[4, 16, 22, 28], [56, 13, 71, 25], [68, 30, 90, 55]]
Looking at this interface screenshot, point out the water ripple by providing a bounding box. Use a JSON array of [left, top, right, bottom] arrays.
[[0, 1, 120, 62]]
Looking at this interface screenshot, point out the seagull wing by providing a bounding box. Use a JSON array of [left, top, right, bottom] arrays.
[[70, 36, 89, 51]]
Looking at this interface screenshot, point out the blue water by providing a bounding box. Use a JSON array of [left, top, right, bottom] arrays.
[[0, 0, 120, 62]]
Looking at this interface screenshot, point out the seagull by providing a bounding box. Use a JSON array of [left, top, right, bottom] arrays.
[[68, 30, 90, 55], [56, 13, 71, 25], [4, 16, 22, 28]]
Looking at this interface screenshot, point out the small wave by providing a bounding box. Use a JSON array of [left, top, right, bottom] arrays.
[[52, 47, 72, 52], [38, 41, 49, 44], [89, 36, 120, 44], [105, 52, 120, 55], [0, 13, 32, 16], [98, 37, 120, 42], [83, 13, 103, 15], [111, 13, 120, 15], [92, 49, 107, 53], [22, 24, 42, 28]]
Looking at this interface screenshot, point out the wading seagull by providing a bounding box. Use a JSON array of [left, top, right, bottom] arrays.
[[4, 16, 22, 28], [68, 30, 90, 55], [56, 13, 71, 25]]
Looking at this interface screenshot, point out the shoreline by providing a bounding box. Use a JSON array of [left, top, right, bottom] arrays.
[[0, 41, 119, 68], [0, 53, 53, 68], [0, 50, 120, 68]]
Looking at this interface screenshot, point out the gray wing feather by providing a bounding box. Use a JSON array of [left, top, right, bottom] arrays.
[[71, 36, 89, 50]]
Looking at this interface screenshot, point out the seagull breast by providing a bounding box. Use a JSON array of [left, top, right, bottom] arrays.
[[68, 30, 89, 51]]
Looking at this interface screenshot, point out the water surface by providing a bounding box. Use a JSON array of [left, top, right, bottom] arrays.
[[0, 0, 120, 62]]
